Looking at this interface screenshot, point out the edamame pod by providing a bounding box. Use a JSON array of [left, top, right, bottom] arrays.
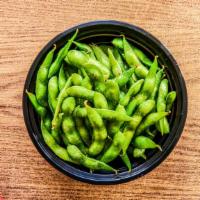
[[35, 45, 56, 106], [48, 29, 78, 78], [166, 91, 176, 111], [67, 145, 117, 172], [26, 91, 47, 117], [133, 136, 162, 151], [135, 112, 169, 136], [48, 76, 59, 113]]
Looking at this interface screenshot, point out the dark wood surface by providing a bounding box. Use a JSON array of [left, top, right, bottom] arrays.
[[0, 0, 200, 199]]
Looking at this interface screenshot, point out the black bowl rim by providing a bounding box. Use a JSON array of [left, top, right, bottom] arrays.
[[23, 20, 187, 184]]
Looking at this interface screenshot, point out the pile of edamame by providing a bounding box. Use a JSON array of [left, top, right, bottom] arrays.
[[26, 29, 176, 173]]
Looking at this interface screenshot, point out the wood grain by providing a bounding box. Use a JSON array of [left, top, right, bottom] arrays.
[[0, 0, 200, 199]]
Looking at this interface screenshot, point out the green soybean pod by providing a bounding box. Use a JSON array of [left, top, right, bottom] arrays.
[[61, 134, 69, 146], [135, 112, 169, 136], [113, 48, 126, 72], [114, 68, 135, 87], [133, 148, 146, 160], [166, 91, 176, 111], [35, 45, 56, 106], [122, 100, 155, 155], [51, 113, 63, 144], [120, 79, 144, 106], [80, 68, 93, 90], [150, 69, 164, 100], [86, 104, 107, 156], [71, 73, 83, 86], [94, 81, 106, 94], [73, 41, 96, 59], [67, 145, 117, 173], [107, 104, 126, 137], [132, 47, 152, 67], [104, 80, 120, 105], [133, 136, 162, 151], [52, 77, 72, 129], [67, 50, 109, 80], [93, 92, 108, 109], [58, 64, 67, 91], [112, 38, 123, 49], [120, 153, 132, 172], [157, 79, 169, 134], [75, 117, 90, 146], [108, 48, 122, 77], [48, 29, 78, 78], [43, 113, 52, 132], [112, 38, 152, 67], [41, 120, 75, 163], [66, 86, 95, 101], [48, 76, 59, 113], [26, 90, 47, 118], [61, 97, 76, 115], [62, 115, 85, 150], [123, 36, 148, 78], [100, 131, 125, 163], [91, 44, 110, 69], [73, 106, 133, 122], [126, 56, 158, 116]]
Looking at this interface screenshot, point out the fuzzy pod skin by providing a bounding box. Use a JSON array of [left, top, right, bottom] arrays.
[[100, 131, 125, 163], [133, 136, 162, 151], [122, 100, 155, 155], [93, 92, 108, 109], [71, 73, 83, 86], [166, 91, 177, 112], [61, 97, 76, 115], [26, 91, 47, 118], [133, 148, 146, 160], [80, 68, 93, 90], [123, 36, 148, 78], [67, 50, 110, 80], [107, 104, 126, 137], [104, 80, 120, 105], [75, 117, 90, 146], [62, 115, 84, 147], [114, 68, 135, 87], [135, 112, 169, 136], [41, 120, 75, 163], [48, 29, 78, 78], [120, 79, 144, 106], [43, 113, 52, 132], [73, 41, 96, 59], [48, 76, 59, 113], [51, 113, 63, 143], [120, 153, 132, 172], [157, 79, 169, 134], [85, 104, 107, 156], [113, 48, 126, 72], [73, 106, 133, 122], [58, 64, 67, 91], [112, 38, 152, 67], [52, 77, 72, 129], [150, 69, 164, 100], [91, 44, 110, 70], [35, 45, 56, 106], [66, 86, 95, 101], [126, 56, 158, 116], [108, 48, 122, 77], [67, 145, 117, 173]]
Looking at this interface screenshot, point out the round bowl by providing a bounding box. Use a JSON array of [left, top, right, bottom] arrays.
[[23, 20, 187, 184]]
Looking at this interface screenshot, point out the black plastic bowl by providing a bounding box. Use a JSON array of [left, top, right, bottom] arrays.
[[23, 20, 187, 184]]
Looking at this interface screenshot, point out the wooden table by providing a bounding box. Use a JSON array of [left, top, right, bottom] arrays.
[[1, 0, 200, 199]]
